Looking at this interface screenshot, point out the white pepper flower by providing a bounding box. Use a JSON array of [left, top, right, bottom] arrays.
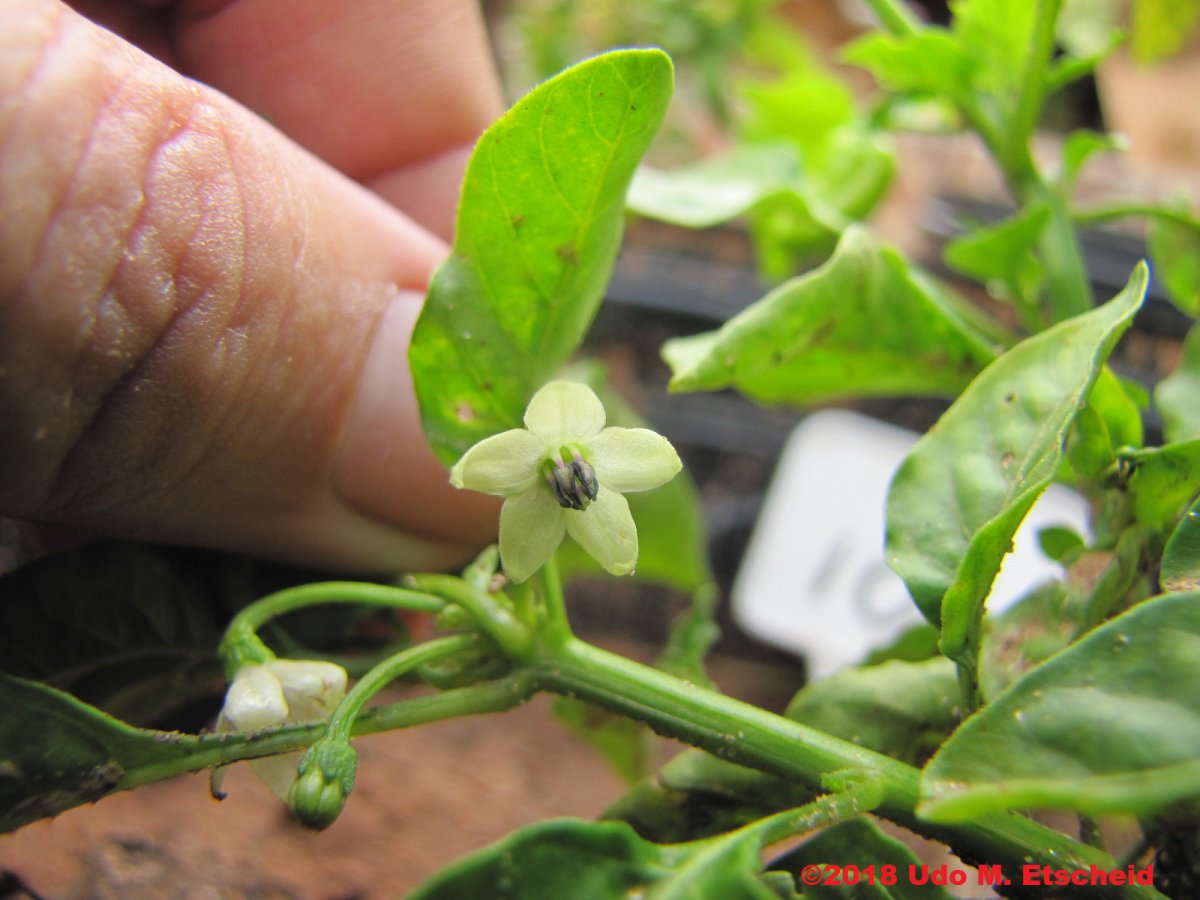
[[216, 659, 348, 800], [450, 381, 681, 582]]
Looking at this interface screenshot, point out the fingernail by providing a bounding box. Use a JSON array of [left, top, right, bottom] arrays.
[[333, 289, 499, 549]]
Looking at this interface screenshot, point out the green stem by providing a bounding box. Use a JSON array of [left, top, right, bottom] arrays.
[[325, 635, 483, 741], [1007, 0, 1062, 167], [1075, 203, 1199, 229], [120, 671, 539, 790], [745, 780, 884, 849], [539, 555, 571, 647], [403, 573, 534, 660], [859, 0, 922, 37], [533, 638, 1165, 899], [220, 581, 446, 676]]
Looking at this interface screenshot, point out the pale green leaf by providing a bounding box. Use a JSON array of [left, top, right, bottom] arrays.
[[1162, 497, 1200, 592], [785, 658, 960, 766], [662, 227, 998, 404], [943, 205, 1050, 309], [885, 265, 1147, 658], [1148, 203, 1200, 317], [1156, 322, 1200, 442], [772, 818, 955, 900], [410, 50, 673, 464], [921, 589, 1200, 820]]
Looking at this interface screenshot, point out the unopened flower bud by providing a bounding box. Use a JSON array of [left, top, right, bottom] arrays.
[[288, 739, 358, 831]]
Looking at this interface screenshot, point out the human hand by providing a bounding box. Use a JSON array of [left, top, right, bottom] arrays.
[[1, 0, 505, 572]]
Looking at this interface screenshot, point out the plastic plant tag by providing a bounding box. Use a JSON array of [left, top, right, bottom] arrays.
[[733, 410, 1090, 679]]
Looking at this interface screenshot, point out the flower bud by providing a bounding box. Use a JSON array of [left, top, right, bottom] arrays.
[[288, 739, 358, 831]]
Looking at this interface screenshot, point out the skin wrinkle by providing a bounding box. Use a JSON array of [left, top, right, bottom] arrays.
[[44, 88, 244, 517]]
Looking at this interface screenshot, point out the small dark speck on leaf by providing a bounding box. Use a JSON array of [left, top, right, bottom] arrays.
[[483, 382, 493, 391], [556, 243, 578, 265], [512, 213, 525, 229], [456, 404, 475, 423], [1002, 393, 1016, 406], [630, 104, 638, 111], [1000, 450, 1015, 469]]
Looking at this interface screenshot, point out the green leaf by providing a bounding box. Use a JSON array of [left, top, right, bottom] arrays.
[[1125, 439, 1200, 533], [662, 227, 998, 404], [0, 542, 242, 725], [978, 581, 1079, 702], [407, 818, 666, 900], [1058, 129, 1127, 189], [1157, 322, 1200, 442], [920, 589, 1200, 820], [951, 0, 1039, 99], [942, 204, 1050, 311], [1148, 202, 1200, 317], [553, 697, 654, 785], [771, 818, 956, 900], [406, 813, 791, 900], [605, 750, 815, 844], [885, 265, 1147, 664], [785, 658, 960, 767], [410, 50, 674, 464], [1057, 0, 1122, 59], [627, 142, 802, 228], [0, 673, 210, 832], [1065, 366, 1144, 481], [1162, 497, 1200, 592], [842, 31, 975, 109], [1131, 0, 1200, 62]]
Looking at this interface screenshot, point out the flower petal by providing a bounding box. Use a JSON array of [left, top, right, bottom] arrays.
[[250, 752, 306, 802], [450, 429, 545, 494], [499, 485, 565, 582], [524, 381, 605, 445], [565, 489, 638, 576], [219, 664, 288, 732], [589, 427, 682, 493], [265, 659, 348, 723]]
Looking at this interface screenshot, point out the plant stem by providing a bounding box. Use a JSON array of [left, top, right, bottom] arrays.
[[403, 573, 534, 660], [121, 671, 539, 789], [1075, 203, 1199, 229], [859, 0, 922, 37], [324, 635, 483, 741], [220, 581, 446, 675], [538, 555, 571, 647], [1007, 0, 1062, 167], [534, 638, 1165, 899]]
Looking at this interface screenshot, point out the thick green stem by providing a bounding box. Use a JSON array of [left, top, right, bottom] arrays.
[[533, 638, 1164, 899], [120, 672, 538, 790]]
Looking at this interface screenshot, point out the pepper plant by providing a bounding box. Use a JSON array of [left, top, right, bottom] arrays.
[[4, 0, 1200, 896]]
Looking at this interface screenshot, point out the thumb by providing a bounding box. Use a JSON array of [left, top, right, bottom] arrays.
[[0, 3, 497, 572]]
